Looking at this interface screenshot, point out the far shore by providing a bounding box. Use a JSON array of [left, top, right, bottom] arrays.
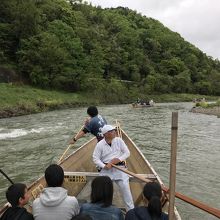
[[1, 83, 219, 119], [2, 102, 220, 119]]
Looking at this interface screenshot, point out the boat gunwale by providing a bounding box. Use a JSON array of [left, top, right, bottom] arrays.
[[121, 129, 181, 220]]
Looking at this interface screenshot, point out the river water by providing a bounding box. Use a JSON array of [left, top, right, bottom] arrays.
[[0, 103, 219, 219]]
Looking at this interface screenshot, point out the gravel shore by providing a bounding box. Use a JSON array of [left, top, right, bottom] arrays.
[[190, 106, 220, 117]]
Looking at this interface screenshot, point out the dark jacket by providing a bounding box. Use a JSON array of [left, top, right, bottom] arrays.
[[80, 203, 124, 220], [0, 207, 34, 220], [125, 206, 168, 220]]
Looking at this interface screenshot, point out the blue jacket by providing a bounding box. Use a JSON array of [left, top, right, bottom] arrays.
[[125, 206, 168, 220], [84, 115, 107, 140], [80, 203, 124, 220]]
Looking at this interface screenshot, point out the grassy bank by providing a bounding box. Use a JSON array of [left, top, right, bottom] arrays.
[[0, 83, 219, 118], [0, 83, 97, 118]]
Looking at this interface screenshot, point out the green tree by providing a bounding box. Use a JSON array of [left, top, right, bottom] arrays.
[[159, 57, 187, 76], [194, 81, 212, 95], [209, 70, 220, 95], [18, 32, 72, 89], [172, 70, 192, 93]]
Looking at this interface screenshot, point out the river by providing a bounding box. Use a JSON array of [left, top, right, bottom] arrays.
[[0, 102, 219, 219]]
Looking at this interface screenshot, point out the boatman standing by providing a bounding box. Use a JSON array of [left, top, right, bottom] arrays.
[[69, 106, 107, 144], [93, 124, 134, 211]]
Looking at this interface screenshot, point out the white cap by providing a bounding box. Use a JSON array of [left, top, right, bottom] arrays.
[[101, 125, 115, 135]]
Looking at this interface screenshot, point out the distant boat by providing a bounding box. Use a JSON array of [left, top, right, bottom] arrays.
[[132, 100, 154, 108], [193, 98, 206, 103]]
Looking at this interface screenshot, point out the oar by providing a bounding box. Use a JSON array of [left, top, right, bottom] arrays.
[[111, 164, 220, 219], [0, 169, 33, 215], [0, 170, 14, 214], [58, 125, 84, 163], [58, 144, 74, 164], [0, 169, 14, 184]]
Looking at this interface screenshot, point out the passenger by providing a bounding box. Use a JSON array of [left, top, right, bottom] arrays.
[[136, 98, 141, 103], [0, 183, 34, 220], [125, 182, 168, 220], [140, 100, 144, 105], [69, 106, 107, 143], [93, 125, 134, 211], [149, 99, 154, 106], [32, 164, 79, 220], [80, 176, 124, 220]]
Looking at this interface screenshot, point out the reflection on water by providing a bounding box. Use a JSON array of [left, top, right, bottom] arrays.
[[0, 103, 219, 219]]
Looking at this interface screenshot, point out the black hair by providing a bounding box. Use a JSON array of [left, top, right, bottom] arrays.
[[91, 176, 113, 207], [45, 164, 64, 187], [6, 183, 26, 207], [71, 214, 92, 220], [143, 182, 162, 220], [87, 106, 98, 117]]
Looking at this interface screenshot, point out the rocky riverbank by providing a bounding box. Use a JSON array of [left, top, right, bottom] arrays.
[[190, 106, 220, 117], [0, 102, 89, 119]]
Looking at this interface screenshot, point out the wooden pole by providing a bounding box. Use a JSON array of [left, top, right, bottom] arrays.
[[111, 164, 220, 218], [58, 144, 73, 163], [115, 119, 119, 137], [168, 112, 178, 220], [58, 125, 84, 163], [115, 120, 122, 138]]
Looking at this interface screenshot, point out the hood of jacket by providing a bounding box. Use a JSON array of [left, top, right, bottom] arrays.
[[39, 187, 67, 207]]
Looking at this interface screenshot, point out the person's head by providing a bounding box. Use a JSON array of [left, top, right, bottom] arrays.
[[6, 183, 29, 207], [71, 214, 92, 220], [143, 182, 162, 220], [91, 176, 113, 207], [87, 106, 98, 117], [101, 125, 116, 140], [45, 164, 64, 187]]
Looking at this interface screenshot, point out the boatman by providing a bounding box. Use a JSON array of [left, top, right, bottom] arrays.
[[93, 124, 134, 211], [69, 106, 107, 144]]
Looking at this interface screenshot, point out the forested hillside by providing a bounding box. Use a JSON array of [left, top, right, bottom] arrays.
[[1, 0, 220, 96]]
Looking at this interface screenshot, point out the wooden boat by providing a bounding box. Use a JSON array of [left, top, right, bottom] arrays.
[[132, 101, 154, 108], [132, 103, 153, 108], [0, 128, 181, 219]]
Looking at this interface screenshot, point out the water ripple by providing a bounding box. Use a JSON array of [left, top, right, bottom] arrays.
[[0, 103, 219, 220]]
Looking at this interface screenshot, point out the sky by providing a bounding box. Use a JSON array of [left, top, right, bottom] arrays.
[[88, 0, 220, 60]]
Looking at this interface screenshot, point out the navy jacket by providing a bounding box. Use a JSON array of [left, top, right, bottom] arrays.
[[125, 206, 168, 220], [0, 207, 34, 220], [80, 203, 124, 220]]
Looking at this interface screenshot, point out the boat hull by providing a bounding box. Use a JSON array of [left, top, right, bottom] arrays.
[[0, 130, 181, 219]]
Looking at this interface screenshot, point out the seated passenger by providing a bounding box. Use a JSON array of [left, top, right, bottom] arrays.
[[0, 183, 33, 220], [80, 176, 124, 220], [149, 99, 154, 106], [125, 182, 168, 220], [32, 164, 79, 220]]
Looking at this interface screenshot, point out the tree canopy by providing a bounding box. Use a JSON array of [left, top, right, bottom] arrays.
[[1, 0, 220, 95]]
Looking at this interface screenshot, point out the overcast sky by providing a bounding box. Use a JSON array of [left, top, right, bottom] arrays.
[[88, 0, 220, 60]]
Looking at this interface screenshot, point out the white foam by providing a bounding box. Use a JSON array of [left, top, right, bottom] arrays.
[[0, 129, 28, 140], [0, 128, 45, 140]]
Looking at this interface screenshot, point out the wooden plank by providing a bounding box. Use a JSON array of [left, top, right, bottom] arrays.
[[64, 171, 156, 182]]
